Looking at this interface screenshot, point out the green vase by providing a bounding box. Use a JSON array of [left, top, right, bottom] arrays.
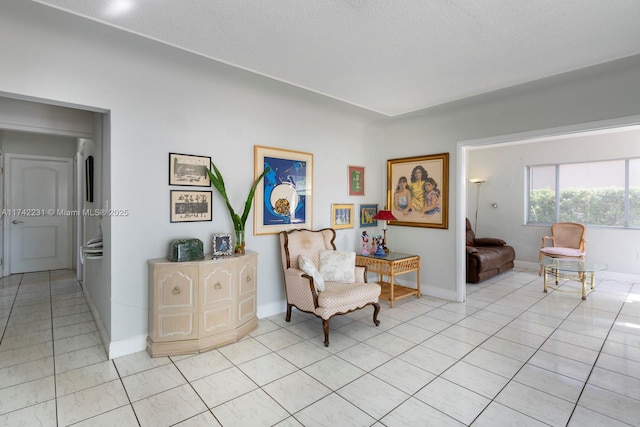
[[234, 228, 245, 254]]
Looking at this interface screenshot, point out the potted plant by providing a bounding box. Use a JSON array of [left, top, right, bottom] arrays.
[[207, 162, 269, 254]]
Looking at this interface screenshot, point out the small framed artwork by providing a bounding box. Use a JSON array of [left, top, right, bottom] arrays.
[[348, 165, 365, 196], [387, 152, 449, 229], [254, 145, 313, 235], [331, 203, 355, 230], [212, 233, 233, 256], [359, 204, 378, 227], [170, 190, 212, 223], [169, 153, 211, 187]]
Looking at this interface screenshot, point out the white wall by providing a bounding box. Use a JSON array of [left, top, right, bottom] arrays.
[[469, 127, 640, 274], [0, 1, 386, 356], [0, 96, 95, 137]]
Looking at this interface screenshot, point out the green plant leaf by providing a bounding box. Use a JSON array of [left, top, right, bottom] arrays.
[[240, 166, 270, 227], [208, 161, 270, 232], [206, 163, 237, 221]]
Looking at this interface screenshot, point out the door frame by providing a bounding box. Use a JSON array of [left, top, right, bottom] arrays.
[[3, 153, 76, 276]]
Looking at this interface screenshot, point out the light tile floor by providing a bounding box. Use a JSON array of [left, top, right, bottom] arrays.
[[1, 268, 639, 426]]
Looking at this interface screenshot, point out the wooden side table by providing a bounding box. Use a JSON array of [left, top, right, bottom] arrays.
[[356, 252, 421, 307]]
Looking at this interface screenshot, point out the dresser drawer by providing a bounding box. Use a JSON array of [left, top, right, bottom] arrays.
[[200, 263, 233, 305]]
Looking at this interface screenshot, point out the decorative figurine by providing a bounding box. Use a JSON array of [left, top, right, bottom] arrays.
[[361, 231, 370, 255], [373, 235, 386, 257]]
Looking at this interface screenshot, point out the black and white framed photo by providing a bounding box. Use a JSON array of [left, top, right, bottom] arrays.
[[169, 153, 211, 187], [170, 190, 212, 223]]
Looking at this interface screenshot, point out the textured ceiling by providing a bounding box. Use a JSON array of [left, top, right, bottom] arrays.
[[33, 0, 640, 116]]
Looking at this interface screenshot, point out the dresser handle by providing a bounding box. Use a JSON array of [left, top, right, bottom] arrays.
[[172, 286, 181, 295], [214, 282, 222, 290], [245, 276, 252, 283]]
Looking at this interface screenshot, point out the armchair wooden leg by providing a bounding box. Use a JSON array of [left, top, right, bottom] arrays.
[[285, 304, 292, 322], [538, 252, 544, 276], [322, 319, 330, 347], [372, 303, 380, 326]]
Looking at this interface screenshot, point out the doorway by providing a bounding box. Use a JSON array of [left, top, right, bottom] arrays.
[[457, 115, 640, 302], [4, 153, 74, 274]]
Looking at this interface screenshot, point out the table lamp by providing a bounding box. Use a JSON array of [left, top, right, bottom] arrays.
[[373, 207, 397, 255]]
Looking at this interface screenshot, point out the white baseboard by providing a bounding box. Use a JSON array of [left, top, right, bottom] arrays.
[[420, 285, 458, 302], [108, 334, 148, 359], [515, 260, 538, 271], [84, 287, 147, 359], [595, 270, 640, 282], [257, 300, 287, 319], [83, 289, 111, 358], [375, 274, 458, 303]]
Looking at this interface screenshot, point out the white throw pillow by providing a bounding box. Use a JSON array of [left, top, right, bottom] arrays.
[[319, 250, 356, 283], [298, 255, 325, 291]]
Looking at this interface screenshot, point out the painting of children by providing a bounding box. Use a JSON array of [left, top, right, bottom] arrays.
[[387, 153, 449, 229]]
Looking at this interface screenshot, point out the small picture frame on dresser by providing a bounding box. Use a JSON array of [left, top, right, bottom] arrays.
[[213, 233, 233, 256]]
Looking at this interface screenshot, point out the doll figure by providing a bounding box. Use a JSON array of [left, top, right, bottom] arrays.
[[361, 231, 370, 255], [373, 235, 386, 256]]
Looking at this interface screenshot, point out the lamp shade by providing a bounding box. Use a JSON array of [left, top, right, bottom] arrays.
[[373, 209, 397, 221], [469, 178, 486, 184]]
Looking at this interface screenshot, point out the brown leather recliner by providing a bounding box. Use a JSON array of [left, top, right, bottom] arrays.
[[466, 218, 516, 283]]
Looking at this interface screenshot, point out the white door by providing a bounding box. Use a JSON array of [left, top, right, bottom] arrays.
[[7, 154, 73, 273]]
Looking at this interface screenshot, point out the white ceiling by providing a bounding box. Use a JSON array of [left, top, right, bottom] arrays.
[[34, 0, 640, 116]]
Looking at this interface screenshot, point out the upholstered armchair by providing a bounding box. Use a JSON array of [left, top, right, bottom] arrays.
[[539, 222, 586, 274], [466, 218, 516, 283], [279, 228, 381, 347]]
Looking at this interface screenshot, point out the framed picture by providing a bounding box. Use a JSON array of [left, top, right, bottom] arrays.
[[387, 152, 449, 229], [170, 190, 212, 223], [348, 165, 365, 196], [331, 203, 354, 229], [254, 145, 313, 235], [359, 204, 378, 227], [169, 153, 211, 187], [212, 233, 233, 256]]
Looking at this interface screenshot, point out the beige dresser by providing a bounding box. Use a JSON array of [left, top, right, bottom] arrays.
[[147, 251, 258, 357]]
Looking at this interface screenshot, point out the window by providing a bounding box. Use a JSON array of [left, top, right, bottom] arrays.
[[527, 158, 640, 228]]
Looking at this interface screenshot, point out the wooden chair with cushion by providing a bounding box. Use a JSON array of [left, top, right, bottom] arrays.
[[539, 222, 587, 274], [279, 228, 381, 347]]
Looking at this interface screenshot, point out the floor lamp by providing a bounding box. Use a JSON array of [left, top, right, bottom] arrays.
[[469, 178, 486, 234]]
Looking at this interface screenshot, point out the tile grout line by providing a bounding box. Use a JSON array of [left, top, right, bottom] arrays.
[[47, 271, 62, 427], [564, 280, 637, 425], [0, 275, 20, 352]]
